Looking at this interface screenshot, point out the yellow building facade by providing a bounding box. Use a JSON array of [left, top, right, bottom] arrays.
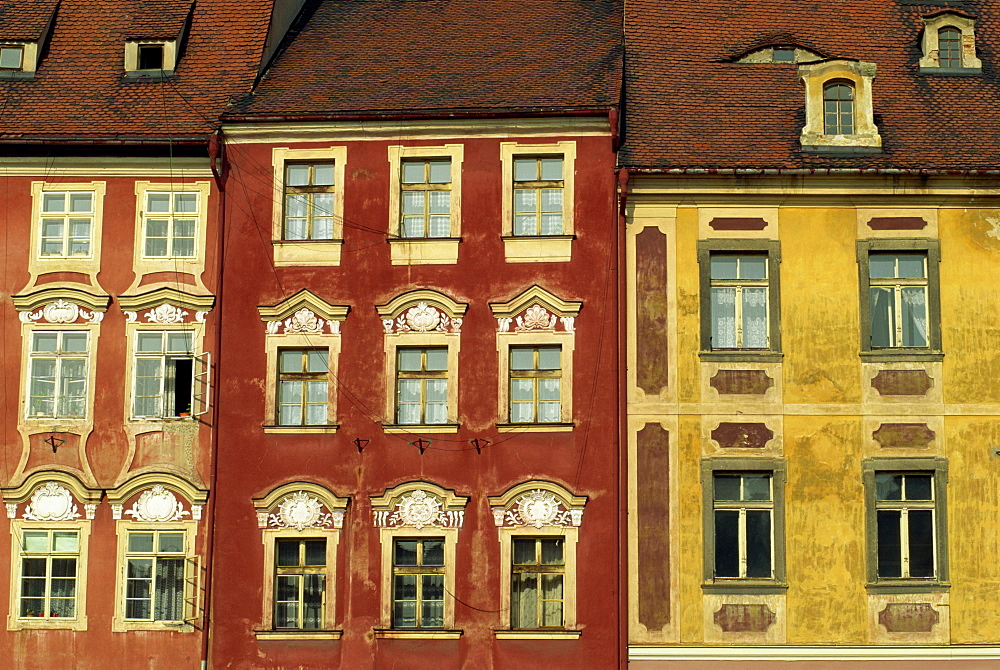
[[626, 174, 1000, 665]]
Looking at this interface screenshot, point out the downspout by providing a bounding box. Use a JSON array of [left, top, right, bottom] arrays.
[[616, 166, 629, 670], [200, 129, 226, 670]]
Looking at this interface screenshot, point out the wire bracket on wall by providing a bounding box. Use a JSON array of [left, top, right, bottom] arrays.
[[411, 438, 431, 454], [44, 436, 65, 454], [353, 438, 369, 454], [470, 438, 490, 454]]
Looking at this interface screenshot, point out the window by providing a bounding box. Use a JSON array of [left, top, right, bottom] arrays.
[[698, 241, 781, 360], [513, 157, 564, 236], [400, 159, 451, 239], [17, 530, 80, 620], [712, 473, 773, 580], [823, 82, 854, 135], [123, 530, 186, 622], [274, 538, 326, 629], [864, 459, 948, 590], [858, 240, 941, 359], [938, 27, 961, 68], [509, 346, 561, 423], [709, 254, 769, 350], [277, 349, 328, 426], [142, 192, 198, 258], [132, 331, 194, 418], [702, 459, 786, 590], [38, 192, 95, 258], [27, 331, 88, 419], [395, 347, 448, 425], [137, 44, 164, 71], [511, 537, 565, 629], [391, 538, 445, 629], [0, 45, 23, 70], [772, 48, 795, 63], [282, 163, 335, 240]]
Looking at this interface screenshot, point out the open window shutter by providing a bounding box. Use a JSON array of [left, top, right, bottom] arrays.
[[183, 554, 203, 627], [192, 352, 211, 416]]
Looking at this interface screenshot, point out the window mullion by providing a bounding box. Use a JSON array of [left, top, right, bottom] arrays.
[[900, 508, 910, 578], [738, 507, 748, 579], [734, 286, 744, 347]]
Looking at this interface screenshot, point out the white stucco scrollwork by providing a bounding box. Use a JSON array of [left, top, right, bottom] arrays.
[[23, 483, 81, 521], [124, 485, 191, 522], [284, 308, 324, 334], [516, 304, 557, 331], [145, 303, 188, 324], [43, 300, 81, 324]]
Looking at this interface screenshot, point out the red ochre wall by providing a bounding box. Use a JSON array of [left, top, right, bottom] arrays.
[[0, 170, 219, 668], [210, 129, 620, 668]]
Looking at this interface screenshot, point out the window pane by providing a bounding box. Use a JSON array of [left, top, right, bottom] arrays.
[[896, 254, 926, 279], [425, 348, 448, 371], [158, 532, 184, 553], [877, 510, 902, 578], [540, 157, 563, 181], [876, 473, 903, 501], [276, 540, 300, 567], [303, 574, 324, 629], [33, 332, 59, 352], [869, 254, 897, 279], [313, 164, 335, 186], [428, 161, 450, 183], [128, 532, 155, 553], [154, 558, 185, 620], [286, 163, 310, 186], [425, 380, 447, 402], [304, 540, 326, 566], [511, 573, 538, 628], [53, 532, 79, 552], [422, 540, 445, 566], [394, 599, 417, 628], [70, 193, 93, 212], [905, 475, 933, 501], [908, 510, 935, 578], [743, 475, 771, 501], [174, 194, 197, 213], [514, 159, 537, 181], [511, 348, 535, 370], [402, 162, 425, 184], [739, 256, 767, 280], [137, 332, 164, 353], [62, 333, 88, 352], [901, 287, 928, 347], [402, 191, 424, 215], [398, 349, 423, 371], [512, 378, 534, 401], [541, 539, 564, 565], [280, 350, 303, 373], [711, 288, 737, 348], [746, 510, 772, 578], [714, 475, 741, 501], [42, 193, 66, 212], [513, 539, 537, 565], [710, 256, 738, 280], [394, 540, 418, 566], [166, 332, 193, 352], [714, 510, 740, 577], [147, 193, 171, 213], [742, 288, 768, 348], [870, 287, 895, 348], [23, 532, 49, 552], [537, 347, 561, 370], [394, 574, 417, 601]]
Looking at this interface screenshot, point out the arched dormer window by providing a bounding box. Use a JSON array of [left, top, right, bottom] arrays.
[[919, 11, 981, 73], [823, 82, 854, 135], [937, 26, 961, 68]]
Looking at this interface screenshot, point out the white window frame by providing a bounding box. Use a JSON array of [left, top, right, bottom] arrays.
[[128, 327, 207, 421], [25, 329, 90, 421], [8, 520, 91, 631], [124, 40, 178, 75], [29, 181, 106, 278], [500, 141, 576, 262], [132, 181, 211, 276]]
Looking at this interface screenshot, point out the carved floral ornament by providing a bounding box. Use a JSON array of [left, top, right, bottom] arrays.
[[19, 482, 85, 521], [492, 489, 584, 528], [383, 303, 462, 335], [496, 303, 575, 333], [266, 307, 341, 335], [373, 489, 465, 529], [19, 300, 103, 325], [124, 303, 208, 324], [113, 485, 201, 522], [257, 491, 344, 531]]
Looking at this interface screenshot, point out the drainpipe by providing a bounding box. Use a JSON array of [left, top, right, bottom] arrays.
[[200, 129, 226, 670], [616, 166, 629, 669]]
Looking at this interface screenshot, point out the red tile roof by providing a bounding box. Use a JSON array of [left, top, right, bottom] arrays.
[[226, 0, 623, 119], [0, 0, 58, 41], [0, 0, 274, 142], [621, 0, 1000, 170], [126, 0, 193, 41]]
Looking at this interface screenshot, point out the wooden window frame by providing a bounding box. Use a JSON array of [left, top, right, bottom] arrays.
[[281, 162, 336, 241], [510, 536, 566, 629], [508, 345, 563, 424], [390, 537, 447, 629], [823, 81, 855, 135], [276, 348, 329, 427]]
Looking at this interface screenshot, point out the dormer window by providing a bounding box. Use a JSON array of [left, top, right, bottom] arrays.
[[919, 11, 981, 74], [736, 45, 822, 64], [124, 41, 177, 77], [772, 48, 795, 63], [799, 59, 881, 152], [0, 45, 23, 70], [138, 44, 164, 71]]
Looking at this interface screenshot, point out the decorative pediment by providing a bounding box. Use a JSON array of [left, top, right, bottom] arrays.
[[119, 286, 215, 324], [377, 290, 467, 335], [490, 285, 581, 333], [258, 290, 350, 335], [489, 480, 587, 529], [2, 471, 101, 521], [107, 472, 207, 522], [253, 482, 349, 531], [370, 481, 468, 529], [13, 285, 111, 321]]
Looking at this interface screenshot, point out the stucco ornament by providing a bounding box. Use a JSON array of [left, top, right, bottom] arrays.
[[284, 308, 324, 334], [43, 300, 81, 324], [278, 491, 324, 531], [145, 303, 188, 324], [125, 485, 190, 522], [516, 304, 557, 331], [395, 490, 442, 529], [403, 303, 442, 332], [516, 490, 561, 528], [23, 483, 81, 521]]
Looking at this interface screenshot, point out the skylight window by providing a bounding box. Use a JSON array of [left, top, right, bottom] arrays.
[[0, 45, 24, 70]]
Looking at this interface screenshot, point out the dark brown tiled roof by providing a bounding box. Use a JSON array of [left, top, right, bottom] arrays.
[[0, 0, 58, 41], [621, 0, 1000, 170], [126, 0, 193, 41], [0, 0, 274, 142], [227, 0, 623, 118]]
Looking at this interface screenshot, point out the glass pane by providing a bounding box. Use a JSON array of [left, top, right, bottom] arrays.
[[742, 288, 768, 348], [429, 215, 449, 238], [511, 348, 535, 370], [422, 574, 444, 601], [277, 540, 300, 567], [146, 193, 170, 213], [280, 350, 303, 373], [174, 193, 198, 213], [513, 539, 537, 565], [62, 333, 88, 352], [313, 192, 334, 217], [746, 510, 772, 578], [402, 191, 424, 216], [710, 288, 737, 348], [514, 190, 536, 213], [428, 191, 450, 214], [394, 575, 417, 601], [425, 380, 447, 402], [425, 402, 448, 424], [51, 558, 77, 579], [876, 474, 903, 501], [402, 161, 425, 184], [870, 287, 895, 348], [739, 256, 767, 280], [128, 533, 155, 553], [21, 560, 47, 580], [53, 532, 79, 552], [905, 475, 933, 501], [275, 601, 298, 628], [69, 219, 91, 237], [304, 540, 326, 566], [511, 400, 535, 423], [901, 287, 928, 347], [394, 541, 418, 566], [539, 379, 561, 401], [286, 164, 310, 186], [313, 164, 335, 186], [23, 532, 49, 552], [710, 256, 738, 280], [33, 332, 59, 353], [425, 348, 448, 371], [286, 193, 308, 218], [428, 161, 450, 183], [877, 510, 902, 578], [397, 403, 420, 424], [398, 349, 423, 371], [540, 212, 562, 235], [511, 573, 538, 628], [896, 254, 926, 279], [394, 599, 417, 628], [397, 379, 420, 403], [42, 193, 66, 212], [514, 214, 536, 236], [540, 189, 562, 212], [312, 217, 334, 240], [714, 475, 741, 501], [127, 559, 153, 581], [154, 558, 185, 620], [714, 510, 740, 577], [137, 332, 164, 353], [303, 574, 324, 629], [422, 599, 444, 628], [537, 347, 561, 369], [276, 575, 299, 602], [908, 510, 935, 578], [306, 381, 327, 402], [166, 332, 193, 352], [158, 532, 184, 553], [126, 598, 151, 620], [541, 539, 564, 565], [514, 158, 536, 181], [422, 540, 445, 566], [743, 474, 771, 501], [540, 157, 563, 181], [173, 218, 196, 238], [869, 254, 897, 279], [70, 193, 93, 212]]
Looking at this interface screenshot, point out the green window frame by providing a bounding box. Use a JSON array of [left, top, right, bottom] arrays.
[[274, 538, 327, 629], [511, 536, 566, 629], [391, 538, 445, 628]]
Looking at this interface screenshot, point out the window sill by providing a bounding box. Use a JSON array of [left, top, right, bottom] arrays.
[[383, 424, 459, 434], [495, 629, 582, 640], [866, 581, 950, 594], [388, 237, 460, 265], [273, 239, 343, 267], [8, 616, 88, 631], [501, 235, 574, 263], [497, 422, 574, 433], [254, 629, 342, 640], [918, 66, 981, 76], [702, 582, 788, 595], [860, 350, 944, 363], [373, 629, 463, 639], [263, 424, 339, 434], [114, 620, 194, 633], [123, 71, 176, 81], [0, 71, 34, 80], [699, 351, 783, 363]]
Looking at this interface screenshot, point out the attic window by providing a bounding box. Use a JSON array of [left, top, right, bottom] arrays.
[[138, 44, 164, 70], [737, 46, 821, 64], [918, 12, 981, 74], [773, 48, 795, 63], [0, 45, 23, 70], [798, 59, 881, 153]]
